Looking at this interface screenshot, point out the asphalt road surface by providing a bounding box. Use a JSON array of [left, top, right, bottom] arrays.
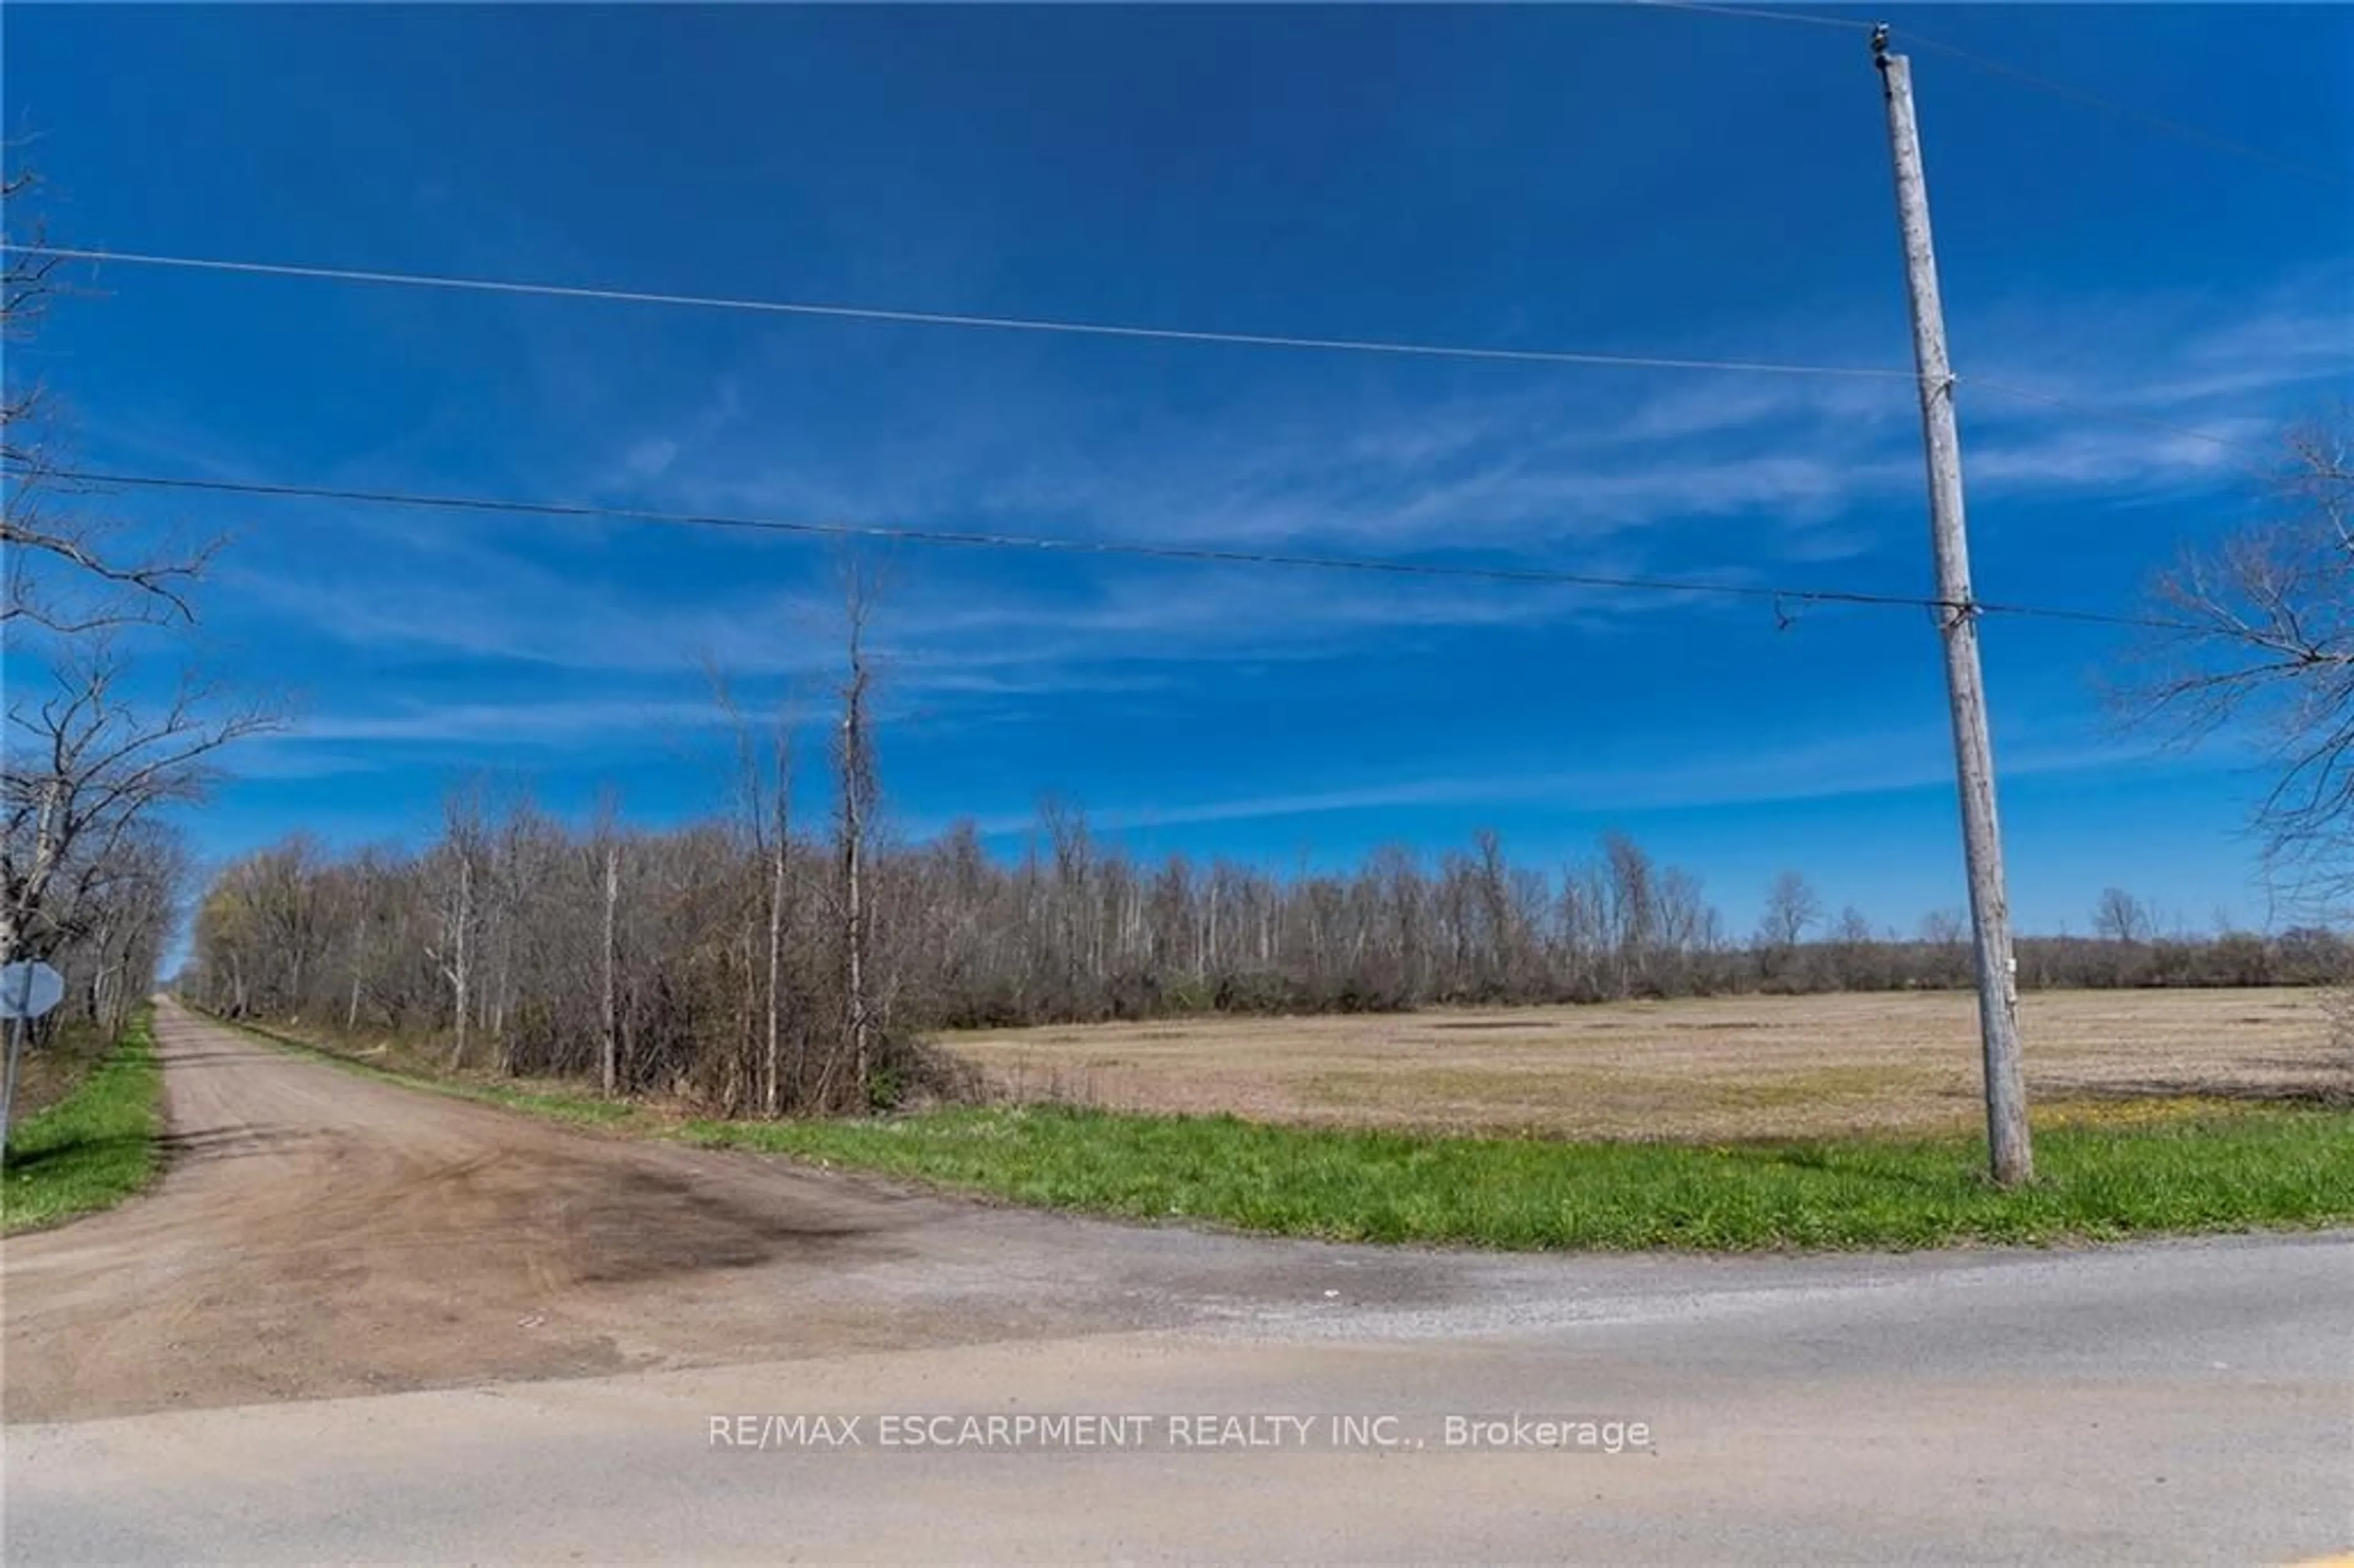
[[4, 1002, 2348, 1563]]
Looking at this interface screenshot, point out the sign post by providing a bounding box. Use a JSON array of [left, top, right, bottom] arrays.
[[1, 960, 67, 1163]]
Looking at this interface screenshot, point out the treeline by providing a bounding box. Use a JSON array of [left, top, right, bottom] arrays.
[[186, 793, 2352, 1116], [2, 820, 187, 1041], [4, 663, 235, 1046]]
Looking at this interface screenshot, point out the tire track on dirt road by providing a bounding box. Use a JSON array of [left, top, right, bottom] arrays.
[[1, 1003, 1134, 1420], [6, 1001, 1505, 1423]]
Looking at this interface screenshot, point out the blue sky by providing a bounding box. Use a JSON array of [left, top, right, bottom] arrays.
[[7, 3, 2350, 939]]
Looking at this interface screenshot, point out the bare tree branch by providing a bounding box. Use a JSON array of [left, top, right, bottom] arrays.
[[4, 151, 223, 634], [2, 642, 282, 961], [2120, 406, 2354, 912]]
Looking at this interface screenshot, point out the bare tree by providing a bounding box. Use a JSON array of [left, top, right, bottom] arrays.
[[2127, 411, 2353, 911], [1601, 832, 1658, 995], [2092, 888, 2152, 945], [764, 740, 791, 1113], [708, 666, 799, 1116], [45, 817, 186, 1035], [1757, 870, 1822, 953], [3, 644, 276, 964], [1819, 904, 1879, 991], [341, 850, 383, 1031], [824, 559, 882, 1109], [425, 788, 489, 1070], [594, 802, 621, 1097]]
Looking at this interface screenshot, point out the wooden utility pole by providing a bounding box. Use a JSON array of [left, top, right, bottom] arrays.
[[1874, 24, 2033, 1186]]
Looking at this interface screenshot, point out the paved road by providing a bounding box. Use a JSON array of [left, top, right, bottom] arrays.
[[4, 1003, 2349, 1562]]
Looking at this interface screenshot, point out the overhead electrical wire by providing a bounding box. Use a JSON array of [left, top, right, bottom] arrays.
[[24, 464, 2208, 636], [1, 13, 2299, 640], [1959, 378, 2273, 457], [0, 243, 1918, 382], [0, 243, 2274, 458], [1628, 1, 2348, 189], [1625, 1, 1872, 34], [1898, 28, 2353, 191]]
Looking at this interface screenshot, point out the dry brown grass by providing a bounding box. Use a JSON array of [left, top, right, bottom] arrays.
[[936, 988, 2348, 1141]]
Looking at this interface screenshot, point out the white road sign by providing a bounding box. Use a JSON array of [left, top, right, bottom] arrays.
[[0, 961, 65, 1021]]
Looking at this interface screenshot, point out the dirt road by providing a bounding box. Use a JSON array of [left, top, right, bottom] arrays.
[[6, 1004, 2350, 1562], [2, 1002, 1450, 1421]]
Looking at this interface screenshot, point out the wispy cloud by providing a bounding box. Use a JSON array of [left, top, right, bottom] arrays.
[[590, 264, 2341, 572], [205, 260, 2348, 737], [221, 696, 744, 782], [290, 697, 730, 746], [226, 557, 840, 680], [1964, 264, 2352, 426], [224, 514, 1691, 692], [1962, 417, 2266, 490], [926, 723, 2223, 839]]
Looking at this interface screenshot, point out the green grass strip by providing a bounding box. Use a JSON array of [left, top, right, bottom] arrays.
[[2, 1008, 166, 1235], [678, 1101, 2354, 1251]]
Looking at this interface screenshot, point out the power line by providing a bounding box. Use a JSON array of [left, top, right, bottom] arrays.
[[1973, 596, 2189, 634], [1961, 376, 2273, 458], [1900, 28, 2353, 191], [3, 241, 2277, 455], [1630, 1, 2347, 190], [0, 243, 1921, 382], [14, 244, 2277, 460], [1626, 1, 1873, 34], [1623, 9, 2298, 460], [28, 463, 2203, 634]]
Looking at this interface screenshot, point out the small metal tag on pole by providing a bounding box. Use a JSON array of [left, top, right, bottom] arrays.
[[1, 960, 69, 1162]]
